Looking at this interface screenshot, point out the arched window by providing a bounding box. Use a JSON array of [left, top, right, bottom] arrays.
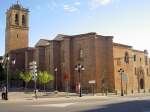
[[15, 14, 19, 25], [140, 79, 144, 89], [124, 52, 129, 64], [22, 15, 26, 26], [133, 55, 136, 62], [145, 56, 148, 65]]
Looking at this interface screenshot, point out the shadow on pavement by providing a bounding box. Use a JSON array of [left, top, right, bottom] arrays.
[[81, 100, 150, 112]]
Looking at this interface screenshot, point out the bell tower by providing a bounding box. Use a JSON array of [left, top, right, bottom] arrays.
[[5, 2, 29, 53]]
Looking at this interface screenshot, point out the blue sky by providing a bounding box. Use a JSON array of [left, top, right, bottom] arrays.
[[0, 0, 150, 55]]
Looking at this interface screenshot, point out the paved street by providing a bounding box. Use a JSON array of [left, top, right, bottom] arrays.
[[1, 93, 150, 112]]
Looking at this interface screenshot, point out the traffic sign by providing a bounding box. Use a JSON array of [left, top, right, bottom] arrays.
[[29, 61, 36, 65], [88, 80, 96, 84], [29, 66, 37, 69]]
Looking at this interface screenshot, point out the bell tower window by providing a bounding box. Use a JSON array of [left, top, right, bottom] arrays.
[[15, 14, 19, 25], [22, 15, 26, 26]]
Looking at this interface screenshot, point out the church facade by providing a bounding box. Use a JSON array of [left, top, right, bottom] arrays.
[[113, 43, 150, 93], [35, 33, 115, 92], [5, 3, 150, 93]]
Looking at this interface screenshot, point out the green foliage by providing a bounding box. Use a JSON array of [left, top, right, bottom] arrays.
[[20, 72, 32, 83], [37, 71, 54, 85], [20, 72, 32, 89], [37, 71, 54, 90]]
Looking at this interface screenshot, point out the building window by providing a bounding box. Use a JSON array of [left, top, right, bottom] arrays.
[[140, 57, 142, 62], [145, 56, 148, 65], [124, 52, 129, 64], [147, 68, 149, 75], [79, 49, 83, 60], [15, 14, 19, 25], [22, 15, 26, 26], [133, 55, 136, 62]]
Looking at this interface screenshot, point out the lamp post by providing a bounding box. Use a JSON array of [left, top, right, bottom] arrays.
[[118, 68, 124, 96], [75, 64, 85, 97], [29, 60, 37, 98], [54, 68, 58, 91], [0, 55, 15, 100]]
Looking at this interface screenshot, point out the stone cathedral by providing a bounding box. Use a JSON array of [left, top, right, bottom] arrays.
[[4, 3, 150, 94]]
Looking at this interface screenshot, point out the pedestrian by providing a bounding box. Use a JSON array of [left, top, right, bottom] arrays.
[[34, 89, 38, 99], [1, 86, 6, 100]]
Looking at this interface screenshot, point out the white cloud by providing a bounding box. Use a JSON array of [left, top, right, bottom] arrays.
[[63, 4, 78, 12], [90, 0, 113, 9], [74, 1, 81, 5]]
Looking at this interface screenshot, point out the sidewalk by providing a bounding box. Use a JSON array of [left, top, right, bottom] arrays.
[[0, 92, 109, 102], [0, 91, 150, 102]]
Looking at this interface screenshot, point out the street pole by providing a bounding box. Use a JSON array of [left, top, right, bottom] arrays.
[[92, 84, 94, 96], [75, 64, 85, 97], [29, 60, 37, 99], [121, 72, 123, 96], [6, 60, 9, 100], [118, 68, 124, 96], [126, 82, 127, 95], [0, 55, 16, 100], [78, 69, 81, 97], [54, 68, 58, 91]]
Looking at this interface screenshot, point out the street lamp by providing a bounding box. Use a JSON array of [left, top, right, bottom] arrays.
[[118, 68, 124, 96], [0, 55, 15, 100], [29, 60, 37, 98], [75, 64, 85, 97], [54, 68, 58, 91]]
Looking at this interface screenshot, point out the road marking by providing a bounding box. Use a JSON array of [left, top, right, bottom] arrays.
[[30, 103, 75, 108]]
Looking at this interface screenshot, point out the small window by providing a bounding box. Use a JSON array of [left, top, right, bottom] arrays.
[[79, 49, 83, 60], [124, 52, 129, 64], [145, 56, 148, 65], [15, 14, 19, 25], [17, 34, 18, 38], [22, 15, 26, 26], [147, 68, 149, 75], [140, 58, 142, 62], [133, 55, 136, 62]]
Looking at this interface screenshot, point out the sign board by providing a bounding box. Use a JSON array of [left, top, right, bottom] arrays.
[[88, 80, 96, 84], [30, 69, 37, 73], [29, 61, 36, 65], [29, 66, 37, 69]]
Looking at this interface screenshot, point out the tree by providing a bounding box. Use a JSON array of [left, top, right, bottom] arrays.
[[37, 71, 54, 91], [20, 72, 32, 89]]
